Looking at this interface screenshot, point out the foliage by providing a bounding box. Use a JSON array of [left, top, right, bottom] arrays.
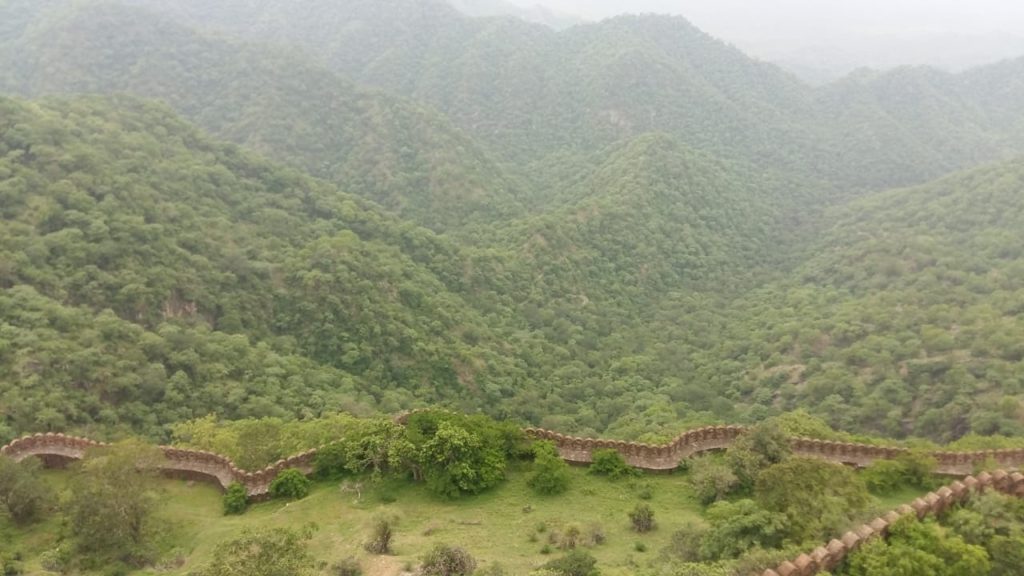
[[726, 421, 792, 491], [588, 450, 638, 480], [528, 441, 571, 495], [222, 482, 248, 515], [195, 526, 317, 576], [862, 452, 937, 494], [65, 441, 164, 567], [754, 458, 870, 544], [269, 468, 312, 500], [331, 558, 363, 576], [0, 456, 52, 525], [699, 500, 787, 560], [542, 550, 600, 576], [844, 517, 990, 576], [688, 456, 739, 505], [421, 544, 478, 576], [629, 504, 656, 533]]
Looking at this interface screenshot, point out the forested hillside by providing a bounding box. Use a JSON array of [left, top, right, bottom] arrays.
[[118, 0, 1024, 194], [0, 0, 1021, 451], [0, 96, 537, 441], [0, 0, 526, 233]]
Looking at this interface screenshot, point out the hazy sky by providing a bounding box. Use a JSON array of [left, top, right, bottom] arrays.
[[504, 0, 1024, 78]]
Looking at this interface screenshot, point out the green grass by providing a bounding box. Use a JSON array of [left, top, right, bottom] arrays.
[[0, 466, 935, 576], [1, 465, 705, 576]]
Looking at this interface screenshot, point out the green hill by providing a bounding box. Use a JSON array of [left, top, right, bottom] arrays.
[[0, 0, 525, 233], [0, 96, 531, 439]]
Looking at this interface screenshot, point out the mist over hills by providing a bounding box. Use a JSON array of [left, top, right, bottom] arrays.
[[0, 0, 1023, 448]]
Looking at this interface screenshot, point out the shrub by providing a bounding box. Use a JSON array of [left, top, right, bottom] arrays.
[[629, 504, 655, 533], [223, 483, 248, 515], [195, 526, 317, 576], [559, 525, 582, 550], [364, 517, 394, 554], [542, 550, 599, 576], [861, 459, 908, 494], [588, 450, 638, 479], [586, 524, 606, 547], [688, 457, 739, 505], [633, 541, 647, 552], [528, 442, 571, 495], [269, 469, 311, 500], [0, 456, 53, 525], [314, 442, 349, 479], [421, 544, 477, 576], [330, 558, 361, 576]]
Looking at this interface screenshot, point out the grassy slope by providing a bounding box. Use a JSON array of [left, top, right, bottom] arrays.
[[1, 465, 929, 576]]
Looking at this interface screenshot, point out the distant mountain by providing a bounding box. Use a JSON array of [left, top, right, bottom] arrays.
[[0, 0, 526, 233], [446, 0, 584, 30], [117, 0, 1024, 195]]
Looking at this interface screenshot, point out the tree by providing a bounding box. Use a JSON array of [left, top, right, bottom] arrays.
[[754, 457, 869, 544], [699, 500, 786, 560], [0, 456, 53, 525], [419, 421, 506, 498], [421, 544, 478, 576], [65, 441, 165, 566], [688, 456, 739, 505], [269, 468, 311, 500], [195, 527, 317, 576], [845, 517, 990, 576], [726, 421, 791, 491], [528, 441, 571, 495]]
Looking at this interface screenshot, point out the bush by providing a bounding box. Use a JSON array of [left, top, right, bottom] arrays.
[[364, 517, 395, 554], [629, 504, 655, 533], [0, 456, 53, 525], [314, 442, 349, 479], [421, 544, 477, 576], [633, 541, 647, 552], [861, 460, 908, 494], [588, 450, 638, 479], [223, 483, 248, 515], [330, 558, 361, 576], [586, 524, 606, 547], [269, 469, 311, 500], [542, 550, 599, 576], [688, 457, 739, 505], [195, 526, 317, 576], [528, 441, 571, 495], [559, 525, 582, 550]]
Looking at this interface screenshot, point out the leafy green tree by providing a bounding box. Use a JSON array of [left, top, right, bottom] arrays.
[[419, 421, 506, 498], [528, 441, 571, 495], [754, 458, 869, 544], [726, 421, 791, 491], [845, 517, 990, 576], [65, 442, 165, 566], [0, 456, 52, 525], [699, 500, 786, 560], [688, 456, 739, 505], [195, 526, 317, 576]]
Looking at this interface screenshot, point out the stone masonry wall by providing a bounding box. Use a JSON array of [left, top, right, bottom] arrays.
[[759, 469, 1024, 576]]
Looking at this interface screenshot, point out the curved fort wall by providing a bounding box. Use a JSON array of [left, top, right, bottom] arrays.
[[3, 418, 1023, 576], [4, 419, 1024, 493], [759, 469, 1024, 576]]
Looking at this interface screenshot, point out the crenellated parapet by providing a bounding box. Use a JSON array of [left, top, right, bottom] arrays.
[[759, 469, 1024, 576], [5, 421, 1024, 498]]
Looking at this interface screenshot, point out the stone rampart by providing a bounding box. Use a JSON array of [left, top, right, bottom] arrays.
[[5, 423, 1024, 498], [759, 469, 1024, 576]]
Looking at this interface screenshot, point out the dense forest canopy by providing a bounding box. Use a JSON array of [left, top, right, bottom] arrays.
[[0, 0, 1021, 453]]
